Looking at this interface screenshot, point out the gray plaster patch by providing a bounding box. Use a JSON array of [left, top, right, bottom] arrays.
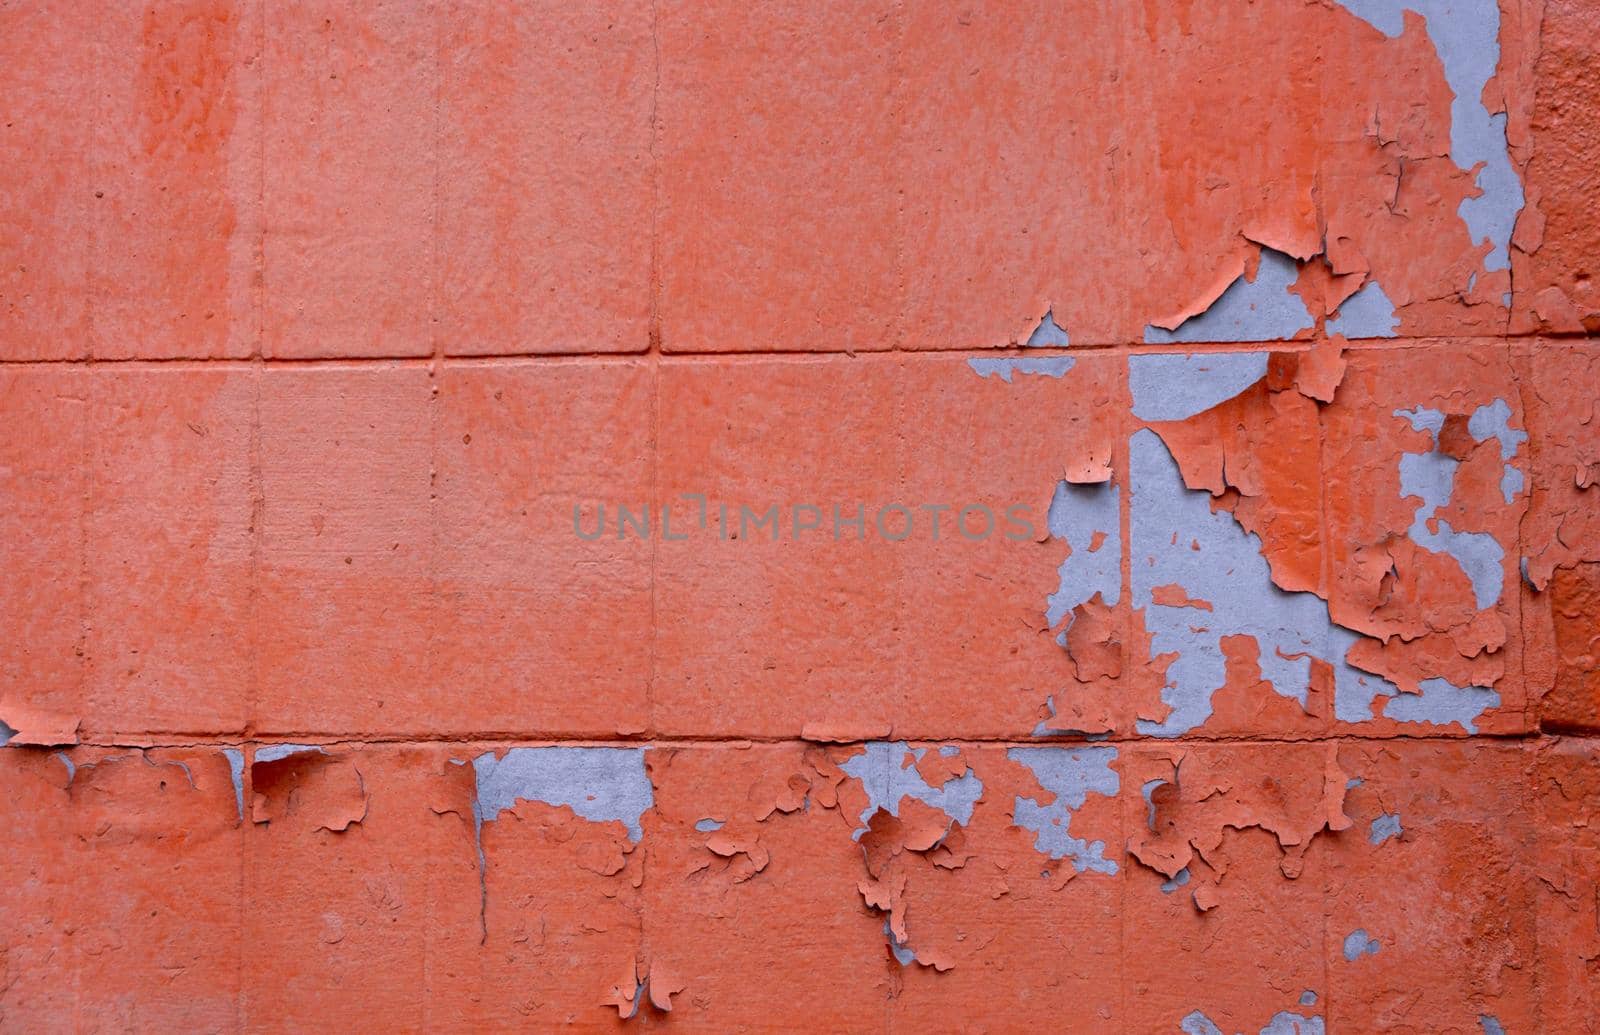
[[1161, 867, 1192, 894], [1130, 352, 1269, 421], [1380, 677, 1499, 732], [1498, 466, 1524, 505], [1300, 991, 1319, 1007], [54, 751, 76, 783], [1332, 0, 1523, 271], [1395, 407, 1507, 608], [1326, 281, 1399, 338], [1007, 745, 1119, 874], [1343, 928, 1382, 960], [473, 746, 652, 842], [1183, 1011, 1326, 1035], [1468, 398, 1528, 504], [223, 748, 244, 820], [837, 742, 982, 837], [1480, 1015, 1506, 1035], [1468, 399, 1526, 459], [884, 920, 918, 967], [255, 744, 324, 764], [694, 818, 724, 832], [1131, 428, 1399, 733], [1046, 480, 1121, 633], [1025, 309, 1070, 346], [1181, 1014, 1226, 1035], [967, 356, 1075, 382], [0, 720, 14, 747], [1145, 248, 1314, 344], [1370, 811, 1403, 844], [1396, 405, 1446, 436], [1261, 1013, 1327, 1035]]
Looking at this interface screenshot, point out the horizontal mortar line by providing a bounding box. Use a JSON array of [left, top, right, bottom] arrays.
[[0, 332, 1584, 370], [57, 728, 1578, 752]]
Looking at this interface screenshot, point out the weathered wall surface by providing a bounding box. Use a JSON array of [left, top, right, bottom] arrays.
[[2, 1, 1598, 1031]]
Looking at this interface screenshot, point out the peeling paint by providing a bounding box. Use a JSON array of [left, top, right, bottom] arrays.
[[1370, 811, 1403, 844], [473, 747, 652, 841], [966, 356, 1075, 382], [1046, 480, 1121, 629], [837, 742, 982, 837], [1332, 0, 1524, 271], [0, 1, 1589, 1026], [1395, 406, 1507, 608], [1007, 745, 1119, 874], [1343, 928, 1383, 961], [1131, 429, 1396, 733], [1145, 249, 1314, 344], [1325, 281, 1399, 338], [1025, 309, 1070, 347], [1130, 352, 1268, 422]]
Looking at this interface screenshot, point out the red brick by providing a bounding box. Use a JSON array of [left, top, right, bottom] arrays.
[[87, 369, 254, 735], [657, 0, 901, 353], [1326, 741, 1537, 1032], [653, 357, 908, 735], [896, 3, 1131, 348], [432, 361, 653, 736], [1532, 737, 1600, 1029], [1117, 742, 1338, 1031], [643, 743, 894, 1028], [436, 0, 652, 356], [0, 747, 243, 1029], [241, 744, 480, 1029], [0, 369, 87, 738], [255, 365, 433, 733], [1513, 0, 1600, 334], [262, 1, 436, 358], [91, 1, 260, 359], [0, 4, 96, 359], [896, 355, 1121, 738]]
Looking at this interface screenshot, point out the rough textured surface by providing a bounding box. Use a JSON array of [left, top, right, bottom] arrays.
[[2, 0, 1598, 1030]]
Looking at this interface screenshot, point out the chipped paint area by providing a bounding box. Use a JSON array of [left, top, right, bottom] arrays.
[[1334, 0, 1524, 273], [1325, 281, 1399, 338], [1008, 745, 1120, 874], [1130, 352, 1269, 422], [966, 356, 1075, 382], [473, 746, 652, 841], [1, 0, 1596, 1030], [837, 741, 983, 837], [1145, 249, 1315, 344], [1132, 428, 1396, 733], [1395, 405, 1509, 609]]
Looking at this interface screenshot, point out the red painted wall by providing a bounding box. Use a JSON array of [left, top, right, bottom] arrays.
[[2, 1, 1598, 1030]]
